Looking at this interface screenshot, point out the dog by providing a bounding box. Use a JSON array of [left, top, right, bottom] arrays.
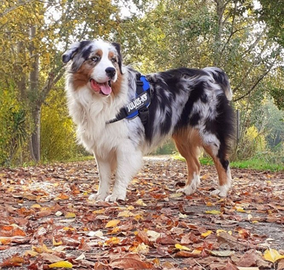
[[62, 39, 235, 202]]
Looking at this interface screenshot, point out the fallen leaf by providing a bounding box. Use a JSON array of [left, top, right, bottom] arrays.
[[237, 267, 259, 270], [201, 230, 213, 238], [209, 250, 235, 257], [263, 249, 284, 263], [277, 259, 284, 270], [118, 210, 133, 217], [55, 193, 69, 200], [41, 253, 64, 263], [0, 256, 25, 267], [105, 237, 120, 245], [147, 230, 161, 242], [205, 210, 221, 215], [65, 212, 76, 218], [135, 199, 147, 206], [105, 219, 120, 228], [52, 237, 63, 246], [110, 257, 153, 269], [175, 243, 191, 251], [48, 260, 73, 268]]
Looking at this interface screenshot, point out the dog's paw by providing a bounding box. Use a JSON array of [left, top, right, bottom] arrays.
[[88, 192, 108, 202], [210, 184, 230, 197], [178, 183, 197, 195], [105, 192, 126, 202], [178, 174, 200, 195]]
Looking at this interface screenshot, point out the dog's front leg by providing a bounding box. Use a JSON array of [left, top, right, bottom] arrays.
[[88, 156, 112, 201], [106, 145, 142, 202]]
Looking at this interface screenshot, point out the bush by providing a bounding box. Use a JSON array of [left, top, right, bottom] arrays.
[[235, 125, 267, 160], [41, 88, 78, 161], [0, 88, 27, 166]]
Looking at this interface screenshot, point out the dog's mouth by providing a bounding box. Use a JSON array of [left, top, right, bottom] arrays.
[[90, 79, 112, 96]]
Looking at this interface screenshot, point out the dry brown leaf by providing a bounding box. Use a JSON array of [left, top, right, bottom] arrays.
[[110, 257, 154, 269]]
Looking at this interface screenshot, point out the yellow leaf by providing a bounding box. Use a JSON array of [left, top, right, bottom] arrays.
[[31, 204, 41, 209], [65, 212, 76, 218], [135, 199, 147, 206], [201, 230, 212, 238], [117, 210, 133, 217], [192, 249, 202, 255], [236, 207, 246, 213], [217, 229, 232, 236], [109, 227, 120, 234], [33, 244, 52, 253], [175, 243, 191, 251], [93, 209, 105, 214], [205, 210, 221, 215], [105, 237, 120, 245], [63, 226, 75, 231], [24, 250, 38, 257], [105, 219, 120, 228], [52, 237, 62, 246], [48, 261, 73, 268], [263, 249, 284, 263]]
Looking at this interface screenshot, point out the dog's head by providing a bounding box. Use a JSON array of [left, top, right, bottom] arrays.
[[62, 40, 123, 96]]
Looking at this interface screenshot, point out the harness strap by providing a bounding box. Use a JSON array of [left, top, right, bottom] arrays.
[[106, 74, 151, 125]]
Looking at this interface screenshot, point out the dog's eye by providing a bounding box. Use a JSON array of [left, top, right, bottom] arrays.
[[90, 56, 100, 63], [111, 58, 117, 63]]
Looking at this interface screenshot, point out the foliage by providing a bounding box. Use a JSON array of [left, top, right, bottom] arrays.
[[0, 86, 27, 166], [0, 159, 284, 268], [41, 86, 77, 162], [236, 125, 267, 160], [258, 0, 284, 47]]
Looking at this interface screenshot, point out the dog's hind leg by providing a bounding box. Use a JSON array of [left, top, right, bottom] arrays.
[[203, 142, 232, 197], [173, 128, 202, 195]]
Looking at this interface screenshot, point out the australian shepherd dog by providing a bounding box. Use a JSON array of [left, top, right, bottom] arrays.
[[62, 39, 235, 202]]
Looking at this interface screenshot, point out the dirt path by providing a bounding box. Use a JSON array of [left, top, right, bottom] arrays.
[[0, 157, 283, 269]]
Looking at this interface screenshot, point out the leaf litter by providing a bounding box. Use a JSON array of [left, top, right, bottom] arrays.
[[0, 157, 283, 269]]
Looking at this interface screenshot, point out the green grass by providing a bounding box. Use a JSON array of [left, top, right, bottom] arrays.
[[173, 154, 284, 172], [229, 159, 284, 172]]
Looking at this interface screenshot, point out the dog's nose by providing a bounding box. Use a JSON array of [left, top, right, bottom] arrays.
[[105, 67, 116, 78]]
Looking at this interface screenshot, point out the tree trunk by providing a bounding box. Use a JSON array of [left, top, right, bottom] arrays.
[[30, 106, 41, 162], [29, 25, 41, 162], [213, 0, 225, 66]]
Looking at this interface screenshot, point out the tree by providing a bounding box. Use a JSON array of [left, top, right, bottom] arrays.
[[0, 0, 120, 163]]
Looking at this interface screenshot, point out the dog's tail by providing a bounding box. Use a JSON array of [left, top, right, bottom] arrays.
[[203, 67, 233, 101]]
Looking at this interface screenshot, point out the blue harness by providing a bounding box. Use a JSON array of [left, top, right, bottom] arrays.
[[107, 74, 151, 125]]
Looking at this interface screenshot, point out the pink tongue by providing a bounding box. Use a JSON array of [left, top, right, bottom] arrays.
[[90, 80, 112, 95], [100, 84, 112, 95]]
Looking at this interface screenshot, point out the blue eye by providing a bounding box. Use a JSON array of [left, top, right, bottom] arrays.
[[90, 56, 100, 62]]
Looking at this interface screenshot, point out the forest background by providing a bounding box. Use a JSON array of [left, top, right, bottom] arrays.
[[0, 0, 283, 168]]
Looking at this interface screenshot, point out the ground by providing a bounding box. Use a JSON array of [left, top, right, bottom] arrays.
[[0, 157, 283, 269]]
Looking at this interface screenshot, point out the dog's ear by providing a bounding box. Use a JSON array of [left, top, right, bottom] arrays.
[[63, 41, 93, 72], [62, 42, 80, 63], [112, 42, 123, 74]]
